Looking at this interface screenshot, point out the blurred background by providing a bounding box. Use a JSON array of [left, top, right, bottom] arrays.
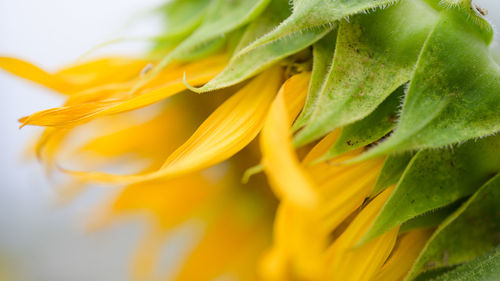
[[0, 0, 499, 280]]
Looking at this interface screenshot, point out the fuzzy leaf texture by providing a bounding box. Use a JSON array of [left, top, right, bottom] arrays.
[[319, 86, 404, 161], [405, 174, 500, 280], [192, 0, 398, 92], [360, 134, 500, 244], [370, 152, 414, 197], [429, 246, 500, 281], [293, 0, 438, 146], [359, 9, 500, 159]]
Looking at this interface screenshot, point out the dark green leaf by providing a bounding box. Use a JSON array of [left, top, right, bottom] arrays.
[[361, 134, 500, 244], [192, 0, 398, 92], [293, 0, 439, 146], [406, 174, 500, 279], [358, 10, 500, 159], [320, 86, 404, 161], [370, 152, 414, 197]]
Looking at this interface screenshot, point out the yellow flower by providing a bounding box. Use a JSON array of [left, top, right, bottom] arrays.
[[0, 53, 432, 280], [5, 1, 497, 279]]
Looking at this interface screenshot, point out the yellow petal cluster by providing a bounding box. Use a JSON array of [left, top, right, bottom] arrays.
[[0, 54, 434, 281]]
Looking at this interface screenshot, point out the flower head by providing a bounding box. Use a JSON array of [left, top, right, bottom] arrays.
[[1, 0, 500, 280]]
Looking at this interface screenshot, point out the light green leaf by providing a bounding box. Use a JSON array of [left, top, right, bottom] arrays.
[[320, 86, 404, 161], [153, 0, 213, 50], [360, 134, 500, 244], [233, 0, 292, 54], [358, 10, 500, 159], [192, 0, 400, 92], [150, 0, 271, 75], [293, 0, 439, 146], [406, 174, 500, 280], [190, 26, 330, 93], [370, 152, 414, 197], [292, 30, 337, 131]]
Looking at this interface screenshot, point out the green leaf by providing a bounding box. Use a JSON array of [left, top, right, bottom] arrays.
[[248, 0, 398, 50], [412, 267, 457, 281], [190, 26, 330, 93], [360, 134, 500, 244], [399, 199, 463, 234], [358, 10, 500, 159], [192, 0, 399, 93], [406, 174, 500, 280], [152, 0, 213, 50], [431, 246, 500, 281], [293, 0, 439, 146], [150, 0, 271, 75], [320, 86, 404, 161], [292, 30, 337, 131], [233, 0, 292, 54], [370, 152, 414, 197]]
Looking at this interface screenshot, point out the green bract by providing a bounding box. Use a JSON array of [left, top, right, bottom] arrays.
[[149, 0, 499, 279]]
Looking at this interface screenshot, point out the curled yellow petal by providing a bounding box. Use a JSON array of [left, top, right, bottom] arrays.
[[19, 55, 226, 127], [260, 72, 317, 208], [372, 228, 433, 281], [0, 56, 152, 94], [0, 56, 72, 93], [324, 186, 399, 281], [68, 66, 283, 183]]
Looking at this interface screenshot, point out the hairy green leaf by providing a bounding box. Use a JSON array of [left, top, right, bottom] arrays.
[[192, 0, 400, 92], [293, 0, 438, 146], [360, 134, 500, 244], [292, 30, 337, 131], [358, 10, 500, 159], [233, 0, 292, 54], [430, 246, 500, 281], [370, 152, 414, 197], [399, 200, 463, 234], [406, 174, 500, 280], [320, 86, 404, 161]]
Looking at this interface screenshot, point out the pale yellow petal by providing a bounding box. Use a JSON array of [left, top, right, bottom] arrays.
[[67, 66, 283, 183], [0, 56, 152, 94], [0, 56, 72, 93], [19, 56, 226, 127]]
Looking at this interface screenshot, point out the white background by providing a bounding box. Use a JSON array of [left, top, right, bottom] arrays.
[[0, 1, 499, 280]]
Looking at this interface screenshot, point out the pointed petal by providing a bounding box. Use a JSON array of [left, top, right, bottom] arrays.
[[19, 55, 226, 127], [68, 66, 283, 183], [260, 72, 317, 208], [324, 186, 399, 281]]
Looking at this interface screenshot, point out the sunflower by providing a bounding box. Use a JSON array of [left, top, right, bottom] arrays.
[[1, 0, 500, 280]]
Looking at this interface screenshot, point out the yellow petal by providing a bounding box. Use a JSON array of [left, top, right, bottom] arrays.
[[372, 228, 433, 281], [67, 66, 283, 183], [0, 56, 152, 94], [55, 57, 153, 90], [0, 56, 72, 93], [79, 103, 190, 165], [260, 72, 318, 208], [19, 55, 227, 127], [260, 201, 325, 280], [324, 186, 399, 281]]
